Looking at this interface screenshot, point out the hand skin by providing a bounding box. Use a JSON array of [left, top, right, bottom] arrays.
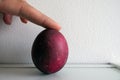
[[0, 0, 61, 30]]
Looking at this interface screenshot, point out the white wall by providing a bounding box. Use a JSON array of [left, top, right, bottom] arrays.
[[0, 0, 120, 64]]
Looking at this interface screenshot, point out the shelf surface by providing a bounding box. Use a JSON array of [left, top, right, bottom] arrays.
[[0, 67, 120, 80]]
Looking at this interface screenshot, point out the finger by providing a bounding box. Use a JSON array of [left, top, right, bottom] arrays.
[[20, 17, 28, 23], [18, 2, 61, 30], [3, 14, 12, 25]]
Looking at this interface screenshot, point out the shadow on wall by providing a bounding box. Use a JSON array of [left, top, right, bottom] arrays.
[[0, 14, 15, 63], [0, 14, 7, 30], [0, 14, 33, 64]]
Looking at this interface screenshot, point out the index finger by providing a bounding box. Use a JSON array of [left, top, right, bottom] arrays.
[[19, 2, 61, 30]]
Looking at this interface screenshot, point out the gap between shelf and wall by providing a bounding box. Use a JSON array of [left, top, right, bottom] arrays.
[[0, 63, 114, 68]]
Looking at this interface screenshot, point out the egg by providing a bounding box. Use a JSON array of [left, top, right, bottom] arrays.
[[32, 29, 68, 74]]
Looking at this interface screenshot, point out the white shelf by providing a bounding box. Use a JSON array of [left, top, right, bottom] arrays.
[[0, 64, 120, 80]]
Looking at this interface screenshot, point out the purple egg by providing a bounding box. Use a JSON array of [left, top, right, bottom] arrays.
[[32, 29, 68, 74]]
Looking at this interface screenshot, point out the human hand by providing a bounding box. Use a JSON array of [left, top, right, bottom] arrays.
[[0, 0, 61, 30]]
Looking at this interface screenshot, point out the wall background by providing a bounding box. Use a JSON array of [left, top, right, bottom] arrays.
[[0, 0, 120, 64]]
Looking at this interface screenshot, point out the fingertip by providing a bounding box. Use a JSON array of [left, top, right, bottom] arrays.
[[53, 22, 62, 31], [55, 25, 61, 31], [45, 24, 61, 31], [57, 25, 62, 31]]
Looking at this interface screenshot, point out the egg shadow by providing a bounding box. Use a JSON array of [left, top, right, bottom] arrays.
[[0, 67, 63, 80]]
